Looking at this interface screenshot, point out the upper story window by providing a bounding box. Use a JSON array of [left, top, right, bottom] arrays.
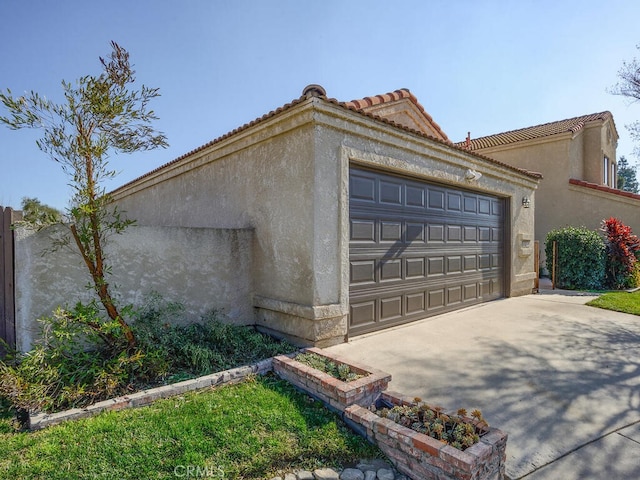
[[611, 161, 617, 189], [603, 156, 610, 186]]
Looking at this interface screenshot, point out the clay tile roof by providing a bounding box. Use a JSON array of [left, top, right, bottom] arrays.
[[456, 112, 615, 150], [343, 88, 450, 142], [112, 85, 541, 194]]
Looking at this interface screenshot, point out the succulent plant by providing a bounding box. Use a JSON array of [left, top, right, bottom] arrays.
[[374, 399, 488, 451]]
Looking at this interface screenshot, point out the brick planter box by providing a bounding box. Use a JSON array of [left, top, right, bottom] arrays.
[[344, 391, 508, 480], [272, 347, 391, 412]]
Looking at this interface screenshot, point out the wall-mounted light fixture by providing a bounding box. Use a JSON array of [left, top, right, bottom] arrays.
[[465, 168, 482, 182], [522, 196, 531, 208]]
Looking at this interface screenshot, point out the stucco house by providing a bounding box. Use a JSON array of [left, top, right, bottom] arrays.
[[456, 112, 640, 272], [104, 85, 540, 347]]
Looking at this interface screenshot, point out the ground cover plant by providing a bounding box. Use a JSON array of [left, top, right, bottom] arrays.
[[587, 290, 640, 316], [0, 374, 385, 479], [294, 351, 366, 382], [0, 295, 296, 416]]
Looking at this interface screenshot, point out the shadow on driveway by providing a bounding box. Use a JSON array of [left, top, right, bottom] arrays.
[[327, 292, 640, 479]]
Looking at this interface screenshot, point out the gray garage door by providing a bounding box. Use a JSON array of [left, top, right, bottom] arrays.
[[349, 167, 505, 336]]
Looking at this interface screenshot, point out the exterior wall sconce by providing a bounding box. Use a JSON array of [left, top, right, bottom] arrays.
[[465, 168, 482, 182], [522, 196, 531, 208]]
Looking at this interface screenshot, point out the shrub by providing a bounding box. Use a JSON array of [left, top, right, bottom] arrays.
[[545, 226, 606, 290], [0, 303, 158, 414], [0, 294, 296, 416], [132, 294, 296, 381], [601, 217, 640, 289]]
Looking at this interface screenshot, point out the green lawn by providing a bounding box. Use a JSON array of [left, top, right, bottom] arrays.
[[0, 374, 384, 480], [587, 290, 640, 315]]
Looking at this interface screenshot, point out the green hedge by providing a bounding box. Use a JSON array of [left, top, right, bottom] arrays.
[[545, 226, 606, 290]]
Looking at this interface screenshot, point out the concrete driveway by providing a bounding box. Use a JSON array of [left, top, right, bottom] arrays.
[[326, 288, 640, 479]]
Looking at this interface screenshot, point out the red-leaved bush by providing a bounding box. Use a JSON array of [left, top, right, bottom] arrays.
[[601, 217, 640, 288]]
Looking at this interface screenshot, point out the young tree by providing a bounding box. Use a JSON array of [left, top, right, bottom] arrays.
[[617, 156, 639, 193], [0, 42, 168, 350]]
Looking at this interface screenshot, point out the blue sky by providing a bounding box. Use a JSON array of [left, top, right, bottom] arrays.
[[1, 0, 640, 210]]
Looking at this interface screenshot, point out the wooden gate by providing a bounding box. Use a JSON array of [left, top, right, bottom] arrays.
[[0, 206, 18, 354]]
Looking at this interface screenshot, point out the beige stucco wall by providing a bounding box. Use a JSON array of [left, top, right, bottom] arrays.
[[473, 117, 631, 272], [566, 184, 640, 236], [113, 97, 539, 346], [14, 225, 253, 351], [582, 121, 617, 186]]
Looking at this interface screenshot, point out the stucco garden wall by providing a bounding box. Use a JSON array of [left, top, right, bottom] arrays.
[[14, 225, 253, 351], [565, 184, 640, 237], [112, 114, 329, 346]]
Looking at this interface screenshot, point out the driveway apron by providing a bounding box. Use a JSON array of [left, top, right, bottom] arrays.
[[327, 290, 640, 479]]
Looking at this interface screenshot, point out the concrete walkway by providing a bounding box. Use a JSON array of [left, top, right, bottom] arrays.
[[327, 287, 640, 479]]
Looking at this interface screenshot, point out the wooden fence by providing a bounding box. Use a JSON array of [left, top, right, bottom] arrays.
[[0, 206, 19, 354]]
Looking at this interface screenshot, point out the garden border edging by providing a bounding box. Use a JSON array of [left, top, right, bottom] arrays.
[[28, 358, 273, 431]]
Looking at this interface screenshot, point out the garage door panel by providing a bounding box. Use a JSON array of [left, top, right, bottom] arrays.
[[351, 219, 376, 242], [380, 180, 403, 205], [464, 283, 478, 301], [428, 257, 445, 276], [350, 300, 376, 328], [350, 174, 377, 202], [464, 196, 477, 213], [447, 285, 462, 305], [428, 189, 445, 210], [447, 256, 462, 274], [380, 259, 402, 281], [350, 260, 376, 284], [406, 223, 425, 242], [479, 226, 491, 241], [406, 257, 425, 278], [380, 221, 402, 242], [406, 292, 426, 314], [428, 224, 445, 242], [447, 225, 462, 241], [349, 167, 505, 336], [428, 289, 445, 309], [479, 198, 492, 215], [380, 296, 403, 321], [406, 185, 426, 207], [447, 192, 462, 211]]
